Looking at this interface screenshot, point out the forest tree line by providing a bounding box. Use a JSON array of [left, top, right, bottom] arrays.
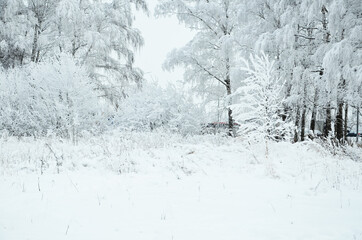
[[157, 0, 362, 142], [0, 0, 361, 143]]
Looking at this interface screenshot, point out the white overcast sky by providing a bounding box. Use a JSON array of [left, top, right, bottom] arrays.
[[133, 0, 194, 87]]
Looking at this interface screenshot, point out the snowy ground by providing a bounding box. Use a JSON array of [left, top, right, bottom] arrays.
[[1, 131, 362, 240]]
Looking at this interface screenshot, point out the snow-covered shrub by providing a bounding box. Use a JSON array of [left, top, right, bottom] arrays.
[[116, 82, 204, 135], [231, 54, 293, 143], [0, 54, 106, 137]]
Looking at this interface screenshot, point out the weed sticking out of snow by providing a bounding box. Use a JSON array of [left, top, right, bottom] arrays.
[[0, 131, 362, 240]]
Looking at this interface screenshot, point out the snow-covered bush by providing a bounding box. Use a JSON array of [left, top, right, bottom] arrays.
[[116, 82, 204, 135], [0, 0, 146, 106], [231, 54, 293, 142], [0, 54, 106, 137]]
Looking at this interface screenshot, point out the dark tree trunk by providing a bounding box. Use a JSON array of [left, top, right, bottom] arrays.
[[72, 39, 77, 56], [344, 104, 348, 141], [324, 104, 332, 137], [301, 84, 307, 141], [228, 106, 233, 135], [20, 51, 25, 65], [357, 107, 360, 143], [310, 88, 318, 132], [335, 102, 344, 141], [310, 111, 316, 133], [301, 105, 306, 141], [36, 50, 40, 63]]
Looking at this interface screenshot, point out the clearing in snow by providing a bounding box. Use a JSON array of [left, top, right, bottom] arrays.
[[0, 132, 361, 240]]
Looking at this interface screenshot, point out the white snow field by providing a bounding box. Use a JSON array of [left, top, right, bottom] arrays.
[[0, 131, 362, 240]]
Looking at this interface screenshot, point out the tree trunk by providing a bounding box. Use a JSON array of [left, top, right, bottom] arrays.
[[335, 68, 346, 142], [335, 101, 344, 141], [20, 51, 25, 65], [310, 88, 318, 133], [225, 57, 233, 136], [31, 24, 39, 62], [36, 50, 40, 63], [344, 104, 348, 141], [301, 105, 306, 141], [301, 83, 307, 141], [357, 107, 360, 143], [321, 5, 332, 139], [226, 82, 233, 136], [72, 38, 77, 56], [324, 104, 332, 137], [294, 104, 300, 143]]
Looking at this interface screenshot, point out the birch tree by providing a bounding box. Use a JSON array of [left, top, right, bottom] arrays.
[[156, 0, 243, 135], [0, 0, 147, 106]]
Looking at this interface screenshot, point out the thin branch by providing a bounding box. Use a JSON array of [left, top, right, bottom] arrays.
[[295, 34, 315, 40], [191, 57, 227, 87]]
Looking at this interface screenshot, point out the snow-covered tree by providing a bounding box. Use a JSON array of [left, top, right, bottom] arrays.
[[116, 81, 204, 135], [321, 0, 362, 140], [236, 0, 361, 144], [0, 0, 147, 106], [0, 54, 106, 138], [55, 0, 147, 106], [156, 0, 244, 135], [232, 53, 291, 143], [0, 0, 32, 67]]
